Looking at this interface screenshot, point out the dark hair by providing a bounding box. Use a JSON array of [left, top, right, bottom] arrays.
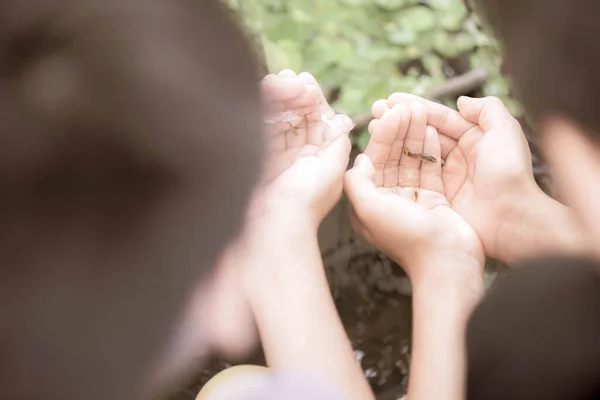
[[477, 0, 600, 135], [467, 257, 600, 400], [0, 0, 263, 399]]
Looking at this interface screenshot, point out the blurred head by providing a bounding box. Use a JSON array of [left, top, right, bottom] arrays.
[[467, 257, 600, 400], [472, 1, 600, 399], [0, 0, 263, 398], [477, 0, 600, 245]]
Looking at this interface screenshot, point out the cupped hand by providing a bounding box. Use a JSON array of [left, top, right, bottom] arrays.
[[202, 70, 354, 356], [252, 70, 354, 229], [344, 102, 484, 284], [372, 94, 544, 262]]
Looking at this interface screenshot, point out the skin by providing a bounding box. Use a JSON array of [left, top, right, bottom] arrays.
[[351, 93, 600, 400], [204, 70, 374, 400], [370, 94, 588, 264], [175, 87, 597, 400], [541, 116, 600, 257], [344, 103, 485, 400], [194, 82, 597, 400]]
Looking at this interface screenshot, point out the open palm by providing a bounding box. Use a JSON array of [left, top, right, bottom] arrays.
[[253, 70, 354, 225], [377, 94, 541, 259], [345, 102, 483, 276]]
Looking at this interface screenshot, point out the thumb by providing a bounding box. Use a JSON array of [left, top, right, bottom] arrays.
[[344, 154, 377, 206], [320, 133, 352, 177], [323, 113, 356, 142], [457, 96, 521, 133]]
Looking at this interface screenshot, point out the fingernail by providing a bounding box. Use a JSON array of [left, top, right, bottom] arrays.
[[354, 154, 366, 167], [333, 114, 355, 131]]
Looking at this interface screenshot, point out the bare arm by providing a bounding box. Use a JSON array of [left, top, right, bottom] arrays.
[[408, 256, 484, 400], [497, 190, 588, 265], [240, 219, 375, 400]]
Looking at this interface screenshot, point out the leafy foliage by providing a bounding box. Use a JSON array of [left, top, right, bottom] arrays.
[[226, 0, 520, 147]]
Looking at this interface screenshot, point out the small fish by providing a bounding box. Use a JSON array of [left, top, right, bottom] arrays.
[[419, 153, 439, 163], [288, 122, 299, 136], [403, 147, 444, 165]]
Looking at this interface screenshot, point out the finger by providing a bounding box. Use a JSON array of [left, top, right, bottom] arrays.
[[284, 84, 320, 116], [368, 119, 379, 136], [263, 70, 304, 115], [372, 94, 456, 158], [322, 113, 355, 145], [344, 154, 378, 208], [306, 85, 341, 147], [278, 69, 297, 77], [420, 126, 444, 195], [457, 96, 521, 133], [305, 113, 325, 146], [284, 119, 307, 149], [440, 135, 458, 160], [388, 93, 475, 140], [364, 107, 410, 187], [384, 104, 411, 187], [261, 77, 305, 109], [372, 99, 390, 119], [398, 102, 427, 187], [262, 77, 314, 149], [298, 72, 335, 118], [320, 133, 352, 178], [265, 130, 286, 153]]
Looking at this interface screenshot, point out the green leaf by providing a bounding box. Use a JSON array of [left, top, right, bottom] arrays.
[[433, 31, 458, 58], [263, 38, 302, 72], [428, 0, 454, 9], [422, 53, 444, 78], [404, 45, 422, 60], [387, 29, 417, 46], [340, 0, 371, 7], [226, 0, 513, 139], [374, 0, 409, 11], [506, 98, 524, 118], [354, 130, 371, 150], [395, 6, 437, 33], [334, 86, 367, 116], [290, 8, 313, 24], [263, 15, 306, 43], [483, 73, 510, 97]]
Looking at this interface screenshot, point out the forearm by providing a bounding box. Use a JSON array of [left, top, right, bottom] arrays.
[[408, 259, 484, 400], [498, 191, 588, 264], [243, 222, 374, 400]]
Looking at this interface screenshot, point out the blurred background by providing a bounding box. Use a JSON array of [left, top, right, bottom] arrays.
[[167, 1, 550, 399], [227, 0, 523, 148]]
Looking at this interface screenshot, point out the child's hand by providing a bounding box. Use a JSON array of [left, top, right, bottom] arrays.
[[372, 94, 585, 264], [213, 72, 374, 400], [252, 70, 355, 230], [344, 102, 484, 285]]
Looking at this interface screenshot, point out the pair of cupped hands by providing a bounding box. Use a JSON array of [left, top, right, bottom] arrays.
[[240, 69, 543, 286]]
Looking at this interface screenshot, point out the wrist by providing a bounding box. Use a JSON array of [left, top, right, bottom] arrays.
[[411, 252, 485, 310], [250, 213, 318, 241], [246, 192, 322, 237], [497, 189, 587, 264], [238, 215, 323, 292]]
